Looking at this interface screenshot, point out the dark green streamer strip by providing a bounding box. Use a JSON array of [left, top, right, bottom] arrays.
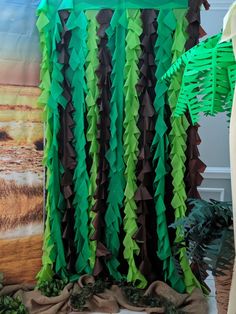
[[152, 9, 185, 293], [66, 8, 91, 275], [39, 0, 187, 11], [85, 10, 100, 271], [37, 3, 68, 281], [105, 9, 127, 280]]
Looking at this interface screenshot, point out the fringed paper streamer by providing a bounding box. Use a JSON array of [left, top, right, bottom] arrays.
[[152, 9, 185, 293], [66, 9, 91, 275], [37, 5, 68, 281], [184, 0, 206, 201], [123, 9, 147, 288], [58, 10, 77, 274], [105, 9, 127, 280], [134, 9, 157, 282], [92, 9, 113, 277], [36, 0, 55, 282], [168, 9, 201, 293], [85, 10, 100, 272]]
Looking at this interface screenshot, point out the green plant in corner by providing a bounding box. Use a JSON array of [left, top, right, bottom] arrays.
[[37, 277, 68, 297], [0, 273, 3, 290], [171, 199, 234, 288]]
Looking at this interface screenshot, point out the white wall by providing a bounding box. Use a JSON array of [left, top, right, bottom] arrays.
[[198, 0, 233, 201]]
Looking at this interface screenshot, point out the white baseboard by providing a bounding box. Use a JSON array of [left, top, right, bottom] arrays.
[[198, 187, 225, 201], [203, 167, 231, 180]]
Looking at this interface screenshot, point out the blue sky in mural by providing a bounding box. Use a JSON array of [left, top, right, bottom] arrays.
[[0, 0, 40, 61]]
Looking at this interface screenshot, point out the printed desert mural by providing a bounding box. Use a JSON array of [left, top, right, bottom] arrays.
[[0, 85, 44, 284]]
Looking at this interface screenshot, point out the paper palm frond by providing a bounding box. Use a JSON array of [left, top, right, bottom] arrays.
[[162, 33, 236, 124]]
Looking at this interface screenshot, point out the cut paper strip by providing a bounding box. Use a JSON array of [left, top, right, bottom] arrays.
[[105, 9, 127, 280], [123, 9, 147, 289], [168, 8, 201, 293], [134, 9, 157, 282], [38, 0, 188, 11], [92, 9, 113, 277], [85, 10, 100, 271], [37, 6, 68, 281], [67, 9, 91, 275], [36, 0, 55, 283], [152, 9, 185, 293]]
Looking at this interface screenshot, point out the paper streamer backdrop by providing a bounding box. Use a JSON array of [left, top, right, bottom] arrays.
[[0, 0, 43, 284]]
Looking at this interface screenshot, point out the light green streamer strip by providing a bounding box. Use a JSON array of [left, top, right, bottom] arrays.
[[105, 9, 127, 280], [66, 8, 91, 275], [85, 10, 99, 271], [152, 9, 185, 293], [37, 1, 67, 281], [36, 0, 54, 283], [168, 9, 201, 293], [123, 9, 147, 288]]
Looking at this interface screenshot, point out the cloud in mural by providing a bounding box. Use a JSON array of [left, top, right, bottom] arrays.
[[0, 0, 41, 86]]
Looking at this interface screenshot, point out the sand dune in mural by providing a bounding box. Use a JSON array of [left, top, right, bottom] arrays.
[[0, 179, 43, 233], [0, 235, 43, 284], [0, 85, 44, 283], [0, 85, 44, 233]]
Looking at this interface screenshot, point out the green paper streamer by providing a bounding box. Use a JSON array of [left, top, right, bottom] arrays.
[[152, 9, 185, 293], [36, 1, 54, 281], [123, 9, 147, 288], [105, 9, 127, 280], [163, 33, 236, 124], [85, 10, 100, 272], [66, 9, 91, 275], [37, 4, 68, 281], [40, 0, 188, 11], [168, 9, 201, 293]]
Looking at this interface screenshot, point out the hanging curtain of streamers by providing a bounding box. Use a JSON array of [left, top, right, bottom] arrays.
[[36, 0, 208, 293]]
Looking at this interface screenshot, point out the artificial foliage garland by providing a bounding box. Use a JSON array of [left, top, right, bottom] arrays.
[[184, 0, 207, 201], [36, 0, 55, 282], [58, 10, 77, 275]]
